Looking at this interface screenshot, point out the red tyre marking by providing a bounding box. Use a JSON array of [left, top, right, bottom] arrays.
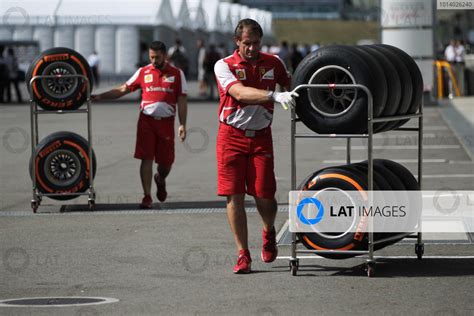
[[70, 55, 88, 98], [35, 156, 54, 193], [64, 140, 91, 178], [31, 59, 44, 100]]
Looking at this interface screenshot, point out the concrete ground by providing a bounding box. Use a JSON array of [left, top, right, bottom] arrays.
[[0, 92, 473, 315]]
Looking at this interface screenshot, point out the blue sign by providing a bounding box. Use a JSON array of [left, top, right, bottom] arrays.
[[297, 197, 324, 225]]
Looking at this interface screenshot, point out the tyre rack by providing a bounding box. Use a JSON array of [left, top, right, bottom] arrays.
[[288, 83, 424, 277], [28, 74, 95, 212]]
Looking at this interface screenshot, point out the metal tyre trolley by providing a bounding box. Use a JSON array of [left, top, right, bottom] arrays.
[[29, 74, 95, 212], [288, 83, 424, 277]]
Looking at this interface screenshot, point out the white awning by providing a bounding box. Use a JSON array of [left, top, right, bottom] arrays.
[[201, 0, 222, 32], [55, 0, 175, 26], [240, 5, 250, 20], [218, 2, 234, 34], [186, 0, 207, 30], [230, 4, 242, 28], [170, 0, 193, 29]]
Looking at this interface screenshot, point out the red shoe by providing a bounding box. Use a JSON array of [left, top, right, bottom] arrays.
[[261, 227, 278, 263], [139, 195, 153, 209], [154, 173, 167, 202], [233, 249, 252, 274]]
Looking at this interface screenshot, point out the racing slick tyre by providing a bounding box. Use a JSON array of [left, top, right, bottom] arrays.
[[375, 44, 423, 129], [292, 45, 386, 134], [358, 45, 402, 132], [297, 167, 371, 259], [373, 159, 422, 233], [30, 131, 97, 200], [26, 47, 93, 111], [350, 45, 389, 133]]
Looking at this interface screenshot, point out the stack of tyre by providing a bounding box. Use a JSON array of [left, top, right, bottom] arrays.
[[292, 44, 423, 134], [27, 48, 96, 200], [297, 159, 420, 259], [291, 44, 423, 258]]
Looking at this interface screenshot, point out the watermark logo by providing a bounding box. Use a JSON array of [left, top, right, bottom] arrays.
[[183, 127, 209, 154], [297, 197, 324, 225], [2, 127, 29, 154], [433, 188, 461, 214], [290, 190, 473, 233], [182, 247, 210, 273], [2, 247, 30, 274], [2, 6, 29, 29]]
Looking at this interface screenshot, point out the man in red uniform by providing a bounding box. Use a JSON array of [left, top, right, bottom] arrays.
[[91, 41, 187, 208], [214, 19, 299, 273]]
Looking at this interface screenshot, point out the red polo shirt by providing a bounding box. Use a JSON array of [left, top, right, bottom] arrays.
[[214, 50, 291, 130], [126, 63, 187, 118]]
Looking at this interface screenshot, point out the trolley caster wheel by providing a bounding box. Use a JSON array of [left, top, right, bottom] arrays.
[[31, 201, 38, 213], [415, 244, 424, 260], [367, 262, 376, 277], [88, 200, 95, 211], [290, 260, 299, 276]]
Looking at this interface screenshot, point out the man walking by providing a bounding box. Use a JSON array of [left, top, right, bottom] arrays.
[[214, 19, 298, 273], [92, 41, 187, 208]]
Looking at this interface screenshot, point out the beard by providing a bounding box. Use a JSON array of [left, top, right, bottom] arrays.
[[153, 61, 165, 69]]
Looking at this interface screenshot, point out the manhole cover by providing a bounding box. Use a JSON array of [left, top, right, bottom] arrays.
[[0, 297, 119, 307]]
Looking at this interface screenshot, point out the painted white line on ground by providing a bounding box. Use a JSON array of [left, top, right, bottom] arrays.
[[0, 297, 119, 308], [322, 159, 447, 164], [276, 220, 289, 243], [276, 255, 474, 260], [371, 133, 436, 139], [448, 160, 474, 164], [331, 145, 461, 150], [419, 126, 449, 131], [417, 174, 474, 179]]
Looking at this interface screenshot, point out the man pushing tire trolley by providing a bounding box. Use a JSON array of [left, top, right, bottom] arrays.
[[214, 19, 299, 274]]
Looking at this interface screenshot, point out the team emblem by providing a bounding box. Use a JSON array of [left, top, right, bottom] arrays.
[[235, 69, 246, 80], [261, 68, 274, 80], [144, 74, 153, 83], [163, 75, 175, 83]]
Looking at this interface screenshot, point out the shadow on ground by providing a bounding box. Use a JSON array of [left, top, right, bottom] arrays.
[[271, 258, 474, 278]]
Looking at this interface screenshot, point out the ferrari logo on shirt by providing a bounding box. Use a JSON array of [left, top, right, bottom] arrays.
[[163, 75, 175, 83], [235, 68, 246, 81], [144, 74, 153, 83], [261, 68, 274, 80]]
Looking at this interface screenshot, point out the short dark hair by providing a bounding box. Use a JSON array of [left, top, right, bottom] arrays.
[[149, 41, 167, 53], [234, 19, 263, 40]]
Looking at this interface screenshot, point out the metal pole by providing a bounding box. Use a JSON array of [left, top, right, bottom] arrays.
[[290, 105, 297, 262], [85, 77, 94, 199], [30, 99, 37, 200], [366, 87, 375, 264], [417, 95, 424, 246], [346, 138, 351, 164]]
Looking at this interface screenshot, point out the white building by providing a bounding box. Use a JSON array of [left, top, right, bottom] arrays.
[[0, 0, 274, 76]]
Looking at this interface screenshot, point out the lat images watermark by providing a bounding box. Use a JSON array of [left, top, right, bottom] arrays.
[[183, 127, 210, 154], [2, 247, 69, 275], [182, 246, 234, 274], [2, 127, 29, 154]]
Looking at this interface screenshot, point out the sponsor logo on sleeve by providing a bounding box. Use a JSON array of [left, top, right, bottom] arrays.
[[261, 68, 274, 80], [163, 75, 175, 83], [235, 69, 246, 81], [144, 74, 153, 83]]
